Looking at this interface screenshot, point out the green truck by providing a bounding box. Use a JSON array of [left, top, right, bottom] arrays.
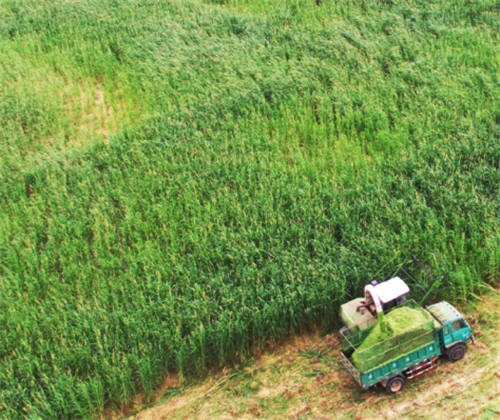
[[340, 277, 474, 394]]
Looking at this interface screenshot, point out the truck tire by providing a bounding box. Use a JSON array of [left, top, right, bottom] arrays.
[[386, 375, 405, 394], [447, 343, 466, 362]]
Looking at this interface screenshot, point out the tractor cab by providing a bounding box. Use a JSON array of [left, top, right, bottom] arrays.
[[340, 277, 410, 331]]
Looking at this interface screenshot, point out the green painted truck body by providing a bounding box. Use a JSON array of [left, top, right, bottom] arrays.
[[340, 301, 473, 389]]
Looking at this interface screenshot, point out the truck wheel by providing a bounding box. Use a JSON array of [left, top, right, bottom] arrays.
[[386, 375, 405, 394], [447, 343, 466, 362]]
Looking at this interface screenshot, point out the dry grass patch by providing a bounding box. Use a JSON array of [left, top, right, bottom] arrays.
[[0, 44, 141, 159]]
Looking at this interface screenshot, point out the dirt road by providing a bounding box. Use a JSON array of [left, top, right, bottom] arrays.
[[118, 290, 500, 419]]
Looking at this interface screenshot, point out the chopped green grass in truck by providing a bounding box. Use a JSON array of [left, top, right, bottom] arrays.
[[351, 307, 435, 372]]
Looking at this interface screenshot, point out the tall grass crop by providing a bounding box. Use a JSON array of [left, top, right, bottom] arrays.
[[0, 0, 499, 417]]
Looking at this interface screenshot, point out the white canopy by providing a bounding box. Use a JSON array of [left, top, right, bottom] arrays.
[[366, 276, 409, 304]]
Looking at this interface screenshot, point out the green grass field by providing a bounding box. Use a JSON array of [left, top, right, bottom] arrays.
[[0, 0, 499, 417]]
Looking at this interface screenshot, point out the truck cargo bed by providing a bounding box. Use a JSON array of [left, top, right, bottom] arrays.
[[341, 304, 438, 372], [341, 335, 441, 388]]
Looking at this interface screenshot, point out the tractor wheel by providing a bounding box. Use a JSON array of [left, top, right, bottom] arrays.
[[447, 343, 466, 362], [385, 375, 405, 394]]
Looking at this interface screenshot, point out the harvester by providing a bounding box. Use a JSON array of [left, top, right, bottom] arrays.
[[340, 277, 474, 394]]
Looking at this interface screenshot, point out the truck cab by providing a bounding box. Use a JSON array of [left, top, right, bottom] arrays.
[[426, 301, 473, 361]]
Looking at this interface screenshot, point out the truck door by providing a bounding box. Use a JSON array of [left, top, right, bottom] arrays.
[[442, 324, 453, 348], [450, 319, 469, 343]]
